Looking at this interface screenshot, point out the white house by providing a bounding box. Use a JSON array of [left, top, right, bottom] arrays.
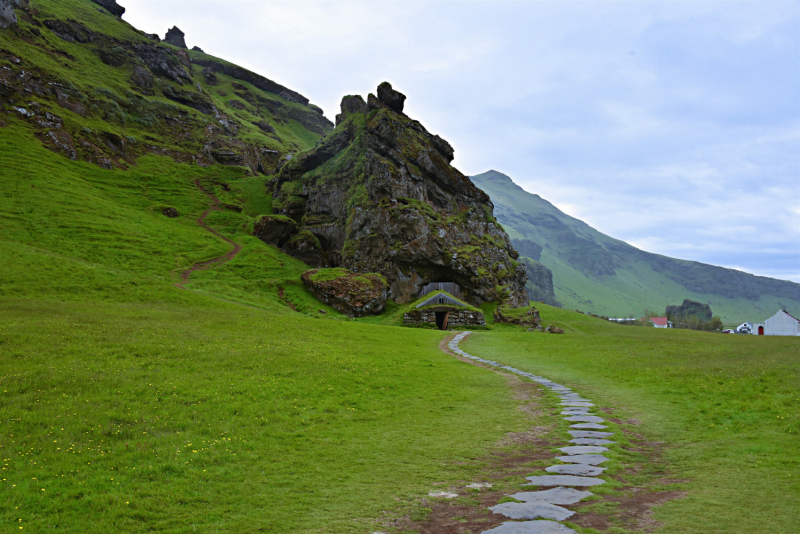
[[763, 310, 800, 336], [736, 322, 753, 334], [649, 317, 672, 329]]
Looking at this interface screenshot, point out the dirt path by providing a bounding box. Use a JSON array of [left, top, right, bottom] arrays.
[[175, 180, 242, 289]]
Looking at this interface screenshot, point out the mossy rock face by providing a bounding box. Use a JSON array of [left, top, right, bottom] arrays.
[[253, 215, 298, 248], [301, 268, 389, 317], [271, 83, 529, 307], [493, 304, 541, 329], [283, 231, 324, 268]]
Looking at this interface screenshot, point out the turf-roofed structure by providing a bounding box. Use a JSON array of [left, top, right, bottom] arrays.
[[403, 290, 487, 330]]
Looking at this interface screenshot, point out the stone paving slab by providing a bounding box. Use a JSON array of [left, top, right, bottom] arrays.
[[560, 402, 594, 407], [565, 415, 604, 423], [546, 464, 605, 476], [559, 445, 609, 455], [481, 521, 578, 534], [509, 487, 593, 505], [569, 438, 615, 446], [524, 475, 605, 487], [489, 501, 574, 521], [556, 454, 610, 465], [570, 423, 607, 430], [569, 430, 613, 438], [561, 409, 590, 415]]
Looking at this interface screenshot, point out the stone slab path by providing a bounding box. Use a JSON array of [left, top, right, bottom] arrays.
[[447, 331, 619, 534], [482, 520, 581, 534]]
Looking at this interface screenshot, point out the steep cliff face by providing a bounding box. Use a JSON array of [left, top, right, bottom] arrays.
[[268, 83, 528, 306]]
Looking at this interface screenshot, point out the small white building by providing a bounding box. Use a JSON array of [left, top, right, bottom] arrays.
[[649, 317, 672, 329], [763, 310, 800, 336], [736, 322, 753, 334]]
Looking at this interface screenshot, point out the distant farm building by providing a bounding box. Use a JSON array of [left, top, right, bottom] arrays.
[[403, 290, 485, 330], [649, 317, 672, 329], [736, 322, 753, 334], [761, 310, 800, 336]]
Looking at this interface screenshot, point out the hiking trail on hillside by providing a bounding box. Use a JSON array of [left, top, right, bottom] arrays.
[[175, 181, 242, 289]]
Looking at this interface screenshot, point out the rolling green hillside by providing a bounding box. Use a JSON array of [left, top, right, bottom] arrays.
[[471, 170, 800, 324]]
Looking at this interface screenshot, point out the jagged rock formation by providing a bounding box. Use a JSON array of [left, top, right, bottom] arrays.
[[164, 26, 187, 48], [301, 268, 389, 317], [91, 0, 125, 17], [268, 83, 528, 307]]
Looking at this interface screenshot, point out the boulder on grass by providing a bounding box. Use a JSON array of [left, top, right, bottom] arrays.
[[494, 304, 541, 329], [301, 268, 389, 317], [545, 325, 565, 334]]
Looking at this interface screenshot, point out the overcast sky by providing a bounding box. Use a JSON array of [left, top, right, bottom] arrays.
[[122, 0, 800, 283]]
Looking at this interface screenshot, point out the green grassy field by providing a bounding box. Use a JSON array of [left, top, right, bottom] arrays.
[[0, 299, 533, 533], [464, 306, 800, 533], [2, 5, 799, 531]]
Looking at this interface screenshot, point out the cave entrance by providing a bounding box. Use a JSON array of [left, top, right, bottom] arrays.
[[435, 311, 450, 330]]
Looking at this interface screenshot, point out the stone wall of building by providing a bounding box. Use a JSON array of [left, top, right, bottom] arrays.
[[403, 306, 486, 329]]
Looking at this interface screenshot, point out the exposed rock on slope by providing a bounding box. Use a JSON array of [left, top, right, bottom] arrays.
[[269, 83, 528, 307], [91, 0, 125, 17], [164, 26, 187, 48], [0, 0, 23, 29], [301, 268, 389, 317], [0, 3, 332, 174]]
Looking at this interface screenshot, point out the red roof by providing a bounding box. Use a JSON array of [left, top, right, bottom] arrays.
[[650, 317, 669, 326]]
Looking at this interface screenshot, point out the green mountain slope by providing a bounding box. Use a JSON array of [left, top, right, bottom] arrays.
[[471, 170, 800, 324], [0, 0, 340, 313]]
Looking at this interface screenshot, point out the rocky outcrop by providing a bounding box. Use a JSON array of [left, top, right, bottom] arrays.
[[335, 95, 366, 126], [253, 215, 299, 248], [376, 81, 406, 113], [0, 0, 23, 29], [130, 65, 154, 93], [91, 0, 125, 17], [164, 26, 187, 48], [192, 46, 204, 53], [545, 325, 565, 334], [269, 82, 528, 307], [520, 257, 559, 307], [254, 215, 325, 266], [132, 44, 191, 85], [666, 299, 712, 322], [301, 268, 389, 317], [43, 19, 95, 43]]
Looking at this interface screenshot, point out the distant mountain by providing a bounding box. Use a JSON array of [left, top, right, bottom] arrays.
[[471, 170, 800, 324]]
